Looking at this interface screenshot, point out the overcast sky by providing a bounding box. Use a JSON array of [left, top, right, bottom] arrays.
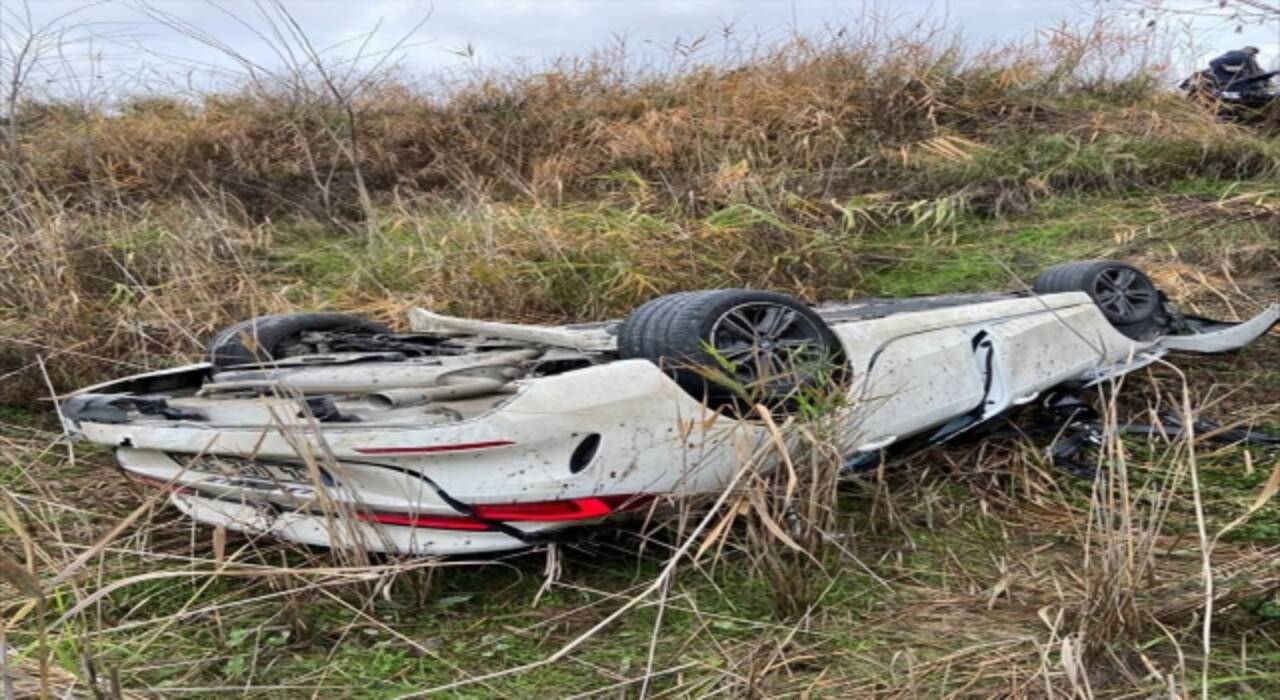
[[4, 0, 1279, 98]]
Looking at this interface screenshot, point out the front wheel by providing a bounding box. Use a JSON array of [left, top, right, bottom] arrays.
[[1033, 260, 1163, 339]]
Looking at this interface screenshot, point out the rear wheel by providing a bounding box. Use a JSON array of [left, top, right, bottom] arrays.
[[618, 289, 845, 411], [1033, 261, 1162, 339], [209, 313, 391, 368]]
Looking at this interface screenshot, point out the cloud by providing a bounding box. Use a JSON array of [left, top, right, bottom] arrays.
[[10, 0, 1276, 92]]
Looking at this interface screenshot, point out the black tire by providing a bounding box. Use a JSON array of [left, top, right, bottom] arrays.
[[209, 313, 391, 368], [617, 289, 845, 410], [1032, 261, 1161, 339], [618, 292, 697, 361]]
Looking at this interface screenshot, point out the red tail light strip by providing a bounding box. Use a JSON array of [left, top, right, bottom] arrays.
[[355, 511, 490, 531], [473, 497, 616, 522], [353, 440, 515, 456], [355, 495, 643, 532], [131, 467, 651, 534]]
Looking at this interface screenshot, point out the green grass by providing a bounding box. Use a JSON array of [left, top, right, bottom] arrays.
[[258, 181, 1278, 319], [0, 403, 37, 427]]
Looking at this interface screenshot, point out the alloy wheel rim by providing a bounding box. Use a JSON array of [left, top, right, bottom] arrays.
[[1091, 267, 1157, 322], [708, 302, 830, 392]]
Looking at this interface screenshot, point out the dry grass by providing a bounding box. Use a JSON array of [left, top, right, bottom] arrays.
[[6, 35, 1274, 221]]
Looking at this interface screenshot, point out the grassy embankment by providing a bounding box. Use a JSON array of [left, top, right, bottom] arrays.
[[1, 24, 1279, 698]]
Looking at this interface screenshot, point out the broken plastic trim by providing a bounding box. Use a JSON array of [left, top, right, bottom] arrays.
[[61, 394, 206, 424], [1047, 403, 1280, 478], [843, 389, 1280, 479], [1161, 305, 1279, 354]]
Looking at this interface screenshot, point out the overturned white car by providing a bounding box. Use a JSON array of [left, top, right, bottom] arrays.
[[60, 261, 1278, 554]]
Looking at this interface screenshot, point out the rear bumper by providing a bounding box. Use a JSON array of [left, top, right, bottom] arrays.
[[118, 448, 637, 555], [168, 492, 536, 555], [72, 360, 755, 555]]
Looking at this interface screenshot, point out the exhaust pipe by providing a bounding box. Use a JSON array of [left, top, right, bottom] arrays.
[[362, 377, 512, 409]]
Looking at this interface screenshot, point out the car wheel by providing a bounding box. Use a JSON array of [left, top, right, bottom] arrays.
[[209, 313, 391, 368], [617, 289, 845, 411], [1032, 260, 1162, 339]]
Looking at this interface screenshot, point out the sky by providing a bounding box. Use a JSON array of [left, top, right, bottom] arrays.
[[3, 0, 1279, 99]]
